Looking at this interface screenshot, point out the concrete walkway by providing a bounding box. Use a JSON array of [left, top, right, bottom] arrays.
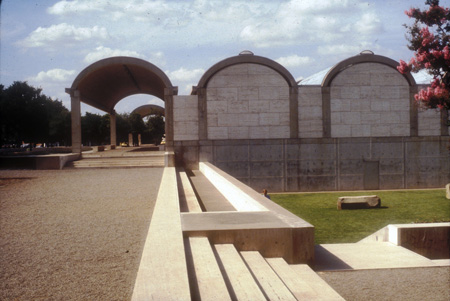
[[315, 242, 447, 271], [66, 145, 165, 168]]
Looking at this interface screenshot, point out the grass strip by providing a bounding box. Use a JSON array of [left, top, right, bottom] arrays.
[[272, 189, 450, 244]]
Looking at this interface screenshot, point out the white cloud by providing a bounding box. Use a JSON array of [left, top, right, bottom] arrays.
[[318, 44, 367, 57], [27, 69, 77, 83], [166, 67, 205, 83], [355, 12, 384, 36], [83, 46, 146, 64], [275, 55, 314, 68], [164, 67, 205, 94], [48, 0, 183, 23], [47, 0, 105, 14], [239, 0, 384, 47], [83, 47, 167, 67], [18, 23, 109, 48]]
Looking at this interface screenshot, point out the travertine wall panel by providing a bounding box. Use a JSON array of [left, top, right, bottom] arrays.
[[418, 108, 442, 136], [173, 95, 199, 141], [298, 86, 322, 138], [207, 64, 289, 140], [330, 63, 410, 137]]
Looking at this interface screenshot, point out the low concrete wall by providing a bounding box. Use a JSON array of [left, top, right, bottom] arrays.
[[174, 136, 450, 192], [388, 223, 450, 259], [132, 167, 190, 300], [199, 162, 267, 211], [182, 162, 315, 264], [0, 153, 80, 170], [361, 222, 450, 259]]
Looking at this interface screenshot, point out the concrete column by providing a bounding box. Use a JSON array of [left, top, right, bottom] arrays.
[[164, 87, 177, 151], [410, 85, 419, 136], [197, 87, 208, 140], [70, 90, 82, 153], [321, 86, 331, 138], [289, 86, 299, 138], [138, 134, 142, 146], [440, 109, 449, 136], [110, 110, 117, 146], [128, 133, 133, 146]]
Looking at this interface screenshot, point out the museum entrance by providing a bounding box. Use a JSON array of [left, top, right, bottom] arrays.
[[66, 56, 177, 153]]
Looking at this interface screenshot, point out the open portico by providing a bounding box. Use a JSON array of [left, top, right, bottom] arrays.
[[66, 56, 177, 153]]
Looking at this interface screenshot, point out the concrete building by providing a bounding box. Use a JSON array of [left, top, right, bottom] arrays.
[[68, 51, 449, 192], [172, 51, 449, 192]]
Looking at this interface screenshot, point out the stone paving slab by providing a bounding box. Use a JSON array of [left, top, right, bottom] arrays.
[[315, 242, 442, 271]]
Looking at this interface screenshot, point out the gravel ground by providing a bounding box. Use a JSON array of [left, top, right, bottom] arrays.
[[0, 168, 164, 300], [319, 266, 450, 301], [2, 167, 449, 301]]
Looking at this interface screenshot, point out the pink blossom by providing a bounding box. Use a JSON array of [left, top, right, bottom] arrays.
[[397, 60, 411, 74], [443, 46, 449, 60], [420, 27, 435, 47], [405, 8, 417, 18]]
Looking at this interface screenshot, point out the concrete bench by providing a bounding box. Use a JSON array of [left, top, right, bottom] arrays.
[[177, 168, 202, 213], [337, 195, 380, 210], [131, 164, 345, 300], [183, 162, 315, 265], [132, 167, 190, 300]]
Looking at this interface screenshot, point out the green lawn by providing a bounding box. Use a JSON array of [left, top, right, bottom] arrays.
[[271, 189, 450, 244]]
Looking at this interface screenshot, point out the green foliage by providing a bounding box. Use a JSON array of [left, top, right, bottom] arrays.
[[398, 0, 450, 109], [81, 112, 103, 146], [0, 81, 71, 146], [116, 113, 131, 143], [272, 190, 450, 244], [146, 115, 165, 145], [0, 81, 165, 147]]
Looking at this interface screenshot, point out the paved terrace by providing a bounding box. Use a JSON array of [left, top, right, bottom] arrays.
[[0, 148, 449, 300]]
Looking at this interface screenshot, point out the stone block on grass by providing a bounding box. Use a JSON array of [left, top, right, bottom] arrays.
[[446, 184, 450, 199], [337, 195, 381, 210]]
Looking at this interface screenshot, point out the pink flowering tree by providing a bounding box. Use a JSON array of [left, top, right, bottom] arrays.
[[397, 0, 450, 110]]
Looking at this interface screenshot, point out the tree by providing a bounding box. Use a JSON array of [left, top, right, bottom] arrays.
[[397, 0, 450, 110], [129, 113, 146, 146], [0, 81, 70, 146], [81, 112, 103, 146], [116, 113, 131, 144], [146, 115, 165, 145]]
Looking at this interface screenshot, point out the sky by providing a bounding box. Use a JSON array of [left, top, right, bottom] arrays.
[[0, 0, 444, 115]]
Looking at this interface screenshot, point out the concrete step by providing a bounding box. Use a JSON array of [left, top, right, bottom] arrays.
[[241, 251, 297, 300], [185, 239, 345, 300], [266, 257, 326, 300], [186, 237, 231, 300], [213, 244, 266, 300], [65, 156, 164, 169]]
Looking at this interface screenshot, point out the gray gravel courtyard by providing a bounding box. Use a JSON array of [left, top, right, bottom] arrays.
[[0, 168, 163, 300]]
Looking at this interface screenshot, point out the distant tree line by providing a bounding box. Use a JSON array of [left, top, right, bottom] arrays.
[[0, 81, 165, 148]]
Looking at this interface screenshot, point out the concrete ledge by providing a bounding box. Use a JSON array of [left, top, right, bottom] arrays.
[[199, 162, 267, 211], [132, 167, 190, 300], [360, 222, 450, 260], [388, 223, 450, 259], [184, 162, 315, 264], [0, 153, 80, 170]]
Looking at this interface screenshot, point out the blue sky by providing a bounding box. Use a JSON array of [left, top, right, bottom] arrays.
[[0, 0, 440, 115]]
